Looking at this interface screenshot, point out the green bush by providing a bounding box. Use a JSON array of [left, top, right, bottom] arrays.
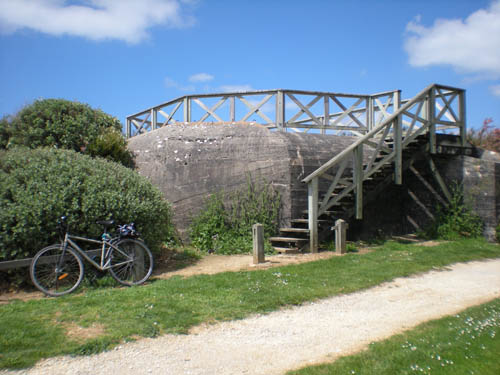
[[5, 99, 133, 167], [0, 116, 12, 149], [189, 178, 281, 254], [423, 184, 483, 240], [0, 147, 174, 262], [87, 127, 134, 168]]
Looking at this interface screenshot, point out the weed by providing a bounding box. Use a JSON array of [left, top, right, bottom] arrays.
[[189, 176, 281, 254], [422, 183, 483, 240]]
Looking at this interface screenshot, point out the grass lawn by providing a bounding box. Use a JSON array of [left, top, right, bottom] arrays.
[[0, 238, 499, 369], [288, 298, 500, 375]]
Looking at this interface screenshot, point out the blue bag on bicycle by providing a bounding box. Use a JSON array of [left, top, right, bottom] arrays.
[[118, 223, 140, 238]]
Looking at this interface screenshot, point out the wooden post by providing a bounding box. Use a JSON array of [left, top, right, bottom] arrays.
[[230, 96, 235, 122], [126, 118, 131, 138], [322, 95, 329, 135], [366, 97, 373, 132], [276, 90, 285, 131], [308, 177, 319, 253], [428, 87, 436, 154], [151, 109, 157, 130], [252, 224, 265, 264], [353, 146, 363, 219], [335, 219, 348, 255], [459, 90, 466, 147], [183, 97, 191, 122], [394, 91, 402, 185]]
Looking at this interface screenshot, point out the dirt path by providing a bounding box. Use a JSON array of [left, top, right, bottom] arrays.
[[4, 258, 500, 375]]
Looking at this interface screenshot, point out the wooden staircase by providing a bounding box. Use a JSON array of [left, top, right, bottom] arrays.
[[270, 135, 430, 253], [269, 84, 468, 253]]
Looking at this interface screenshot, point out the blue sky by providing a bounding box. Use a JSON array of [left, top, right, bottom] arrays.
[[1, 0, 499, 131]]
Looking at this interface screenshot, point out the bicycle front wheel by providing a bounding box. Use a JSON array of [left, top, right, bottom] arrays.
[[108, 239, 153, 286], [30, 244, 84, 297]]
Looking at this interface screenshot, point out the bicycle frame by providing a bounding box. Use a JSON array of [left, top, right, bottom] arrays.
[[61, 233, 132, 271]]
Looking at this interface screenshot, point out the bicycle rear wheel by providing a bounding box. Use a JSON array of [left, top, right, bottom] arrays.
[[30, 244, 84, 296], [108, 239, 153, 286]]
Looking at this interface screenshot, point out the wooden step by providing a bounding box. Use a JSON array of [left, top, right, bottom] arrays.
[[272, 246, 300, 254], [269, 236, 308, 243], [291, 218, 328, 224], [279, 228, 310, 234]]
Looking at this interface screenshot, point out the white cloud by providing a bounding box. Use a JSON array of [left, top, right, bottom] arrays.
[[164, 76, 194, 92], [0, 0, 195, 44], [490, 84, 500, 97], [404, 1, 500, 79], [219, 84, 254, 92], [188, 73, 214, 83]]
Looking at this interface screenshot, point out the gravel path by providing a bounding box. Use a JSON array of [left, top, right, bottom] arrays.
[[5, 259, 500, 375]]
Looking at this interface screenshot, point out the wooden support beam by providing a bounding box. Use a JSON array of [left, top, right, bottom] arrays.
[[408, 189, 435, 220], [151, 109, 157, 130], [394, 91, 402, 185], [308, 177, 319, 253], [409, 166, 448, 206], [322, 96, 329, 135], [459, 91, 467, 147], [427, 156, 452, 203], [353, 146, 363, 219], [276, 90, 285, 130], [183, 97, 191, 122], [126, 118, 131, 138], [428, 88, 436, 154], [230, 96, 235, 122]]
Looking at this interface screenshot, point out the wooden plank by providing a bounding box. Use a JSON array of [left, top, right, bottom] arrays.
[[395, 95, 403, 185], [435, 87, 458, 122], [427, 156, 452, 203], [354, 146, 363, 219], [330, 96, 366, 129], [276, 90, 284, 130], [409, 166, 447, 206], [286, 93, 322, 125], [230, 96, 235, 122], [428, 88, 436, 154], [319, 158, 348, 213], [459, 91, 466, 147], [239, 94, 274, 124], [193, 97, 225, 123], [322, 96, 329, 134], [160, 100, 182, 127], [408, 189, 435, 220], [183, 97, 190, 122]]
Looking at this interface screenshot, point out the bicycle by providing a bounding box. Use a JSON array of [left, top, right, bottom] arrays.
[[30, 216, 153, 297]]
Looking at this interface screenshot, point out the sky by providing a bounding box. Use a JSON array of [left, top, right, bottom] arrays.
[[1, 0, 500, 132]]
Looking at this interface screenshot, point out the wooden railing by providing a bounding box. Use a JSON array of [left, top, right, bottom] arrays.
[[126, 89, 403, 137], [302, 84, 466, 251]]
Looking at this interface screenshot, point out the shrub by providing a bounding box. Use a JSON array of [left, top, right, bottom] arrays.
[[87, 127, 134, 168], [423, 184, 483, 240], [468, 118, 500, 154], [0, 116, 11, 149], [189, 178, 281, 254], [0, 147, 174, 262], [5, 99, 134, 167]]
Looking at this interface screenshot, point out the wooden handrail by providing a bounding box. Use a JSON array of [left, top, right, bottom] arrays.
[[301, 83, 437, 183]]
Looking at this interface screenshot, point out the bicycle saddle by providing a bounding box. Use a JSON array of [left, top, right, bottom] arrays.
[[96, 220, 115, 227]]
